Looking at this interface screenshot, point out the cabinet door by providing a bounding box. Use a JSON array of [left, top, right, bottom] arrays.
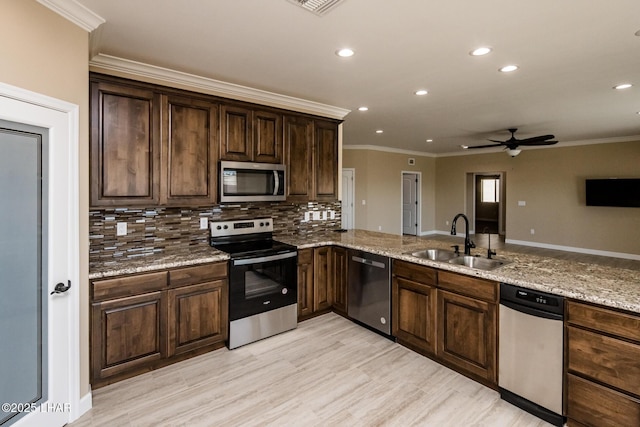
[[162, 95, 218, 205], [254, 110, 283, 163], [220, 104, 252, 161], [393, 276, 437, 355], [314, 120, 339, 201], [331, 247, 348, 315], [91, 291, 166, 381], [90, 81, 160, 206], [297, 249, 314, 318], [285, 116, 314, 201], [313, 246, 333, 312], [437, 289, 497, 385], [167, 280, 228, 356]]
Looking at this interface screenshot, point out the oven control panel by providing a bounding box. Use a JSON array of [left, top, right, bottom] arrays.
[[210, 218, 274, 237]]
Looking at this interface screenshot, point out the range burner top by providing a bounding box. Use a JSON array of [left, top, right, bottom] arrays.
[[209, 218, 295, 259]]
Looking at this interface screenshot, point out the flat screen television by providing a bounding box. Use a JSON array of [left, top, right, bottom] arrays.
[[585, 178, 640, 207]]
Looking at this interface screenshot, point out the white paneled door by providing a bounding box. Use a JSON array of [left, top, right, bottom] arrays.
[[0, 84, 80, 427], [402, 173, 418, 235]]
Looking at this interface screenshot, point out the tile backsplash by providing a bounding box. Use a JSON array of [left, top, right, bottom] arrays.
[[89, 201, 341, 266]]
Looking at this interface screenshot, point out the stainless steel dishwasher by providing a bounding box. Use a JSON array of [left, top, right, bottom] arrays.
[[499, 283, 565, 427], [347, 250, 391, 335]]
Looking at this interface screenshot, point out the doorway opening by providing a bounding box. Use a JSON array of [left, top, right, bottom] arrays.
[[466, 171, 506, 247], [402, 172, 420, 235]]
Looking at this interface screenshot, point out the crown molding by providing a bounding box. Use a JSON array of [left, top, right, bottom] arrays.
[[37, 0, 105, 32], [89, 54, 351, 120], [343, 144, 437, 158]]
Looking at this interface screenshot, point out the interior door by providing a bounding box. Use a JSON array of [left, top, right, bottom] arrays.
[[341, 169, 354, 230], [402, 173, 418, 235], [0, 109, 73, 426]]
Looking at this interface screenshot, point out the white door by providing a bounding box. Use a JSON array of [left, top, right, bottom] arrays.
[[341, 169, 355, 230], [402, 173, 418, 235], [0, 86, 79, 427]]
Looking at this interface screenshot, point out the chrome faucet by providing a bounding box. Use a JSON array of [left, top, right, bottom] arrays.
[[451, 213, 475, 255]]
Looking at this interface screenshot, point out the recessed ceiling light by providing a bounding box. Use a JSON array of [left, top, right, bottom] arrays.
[[375, 130, 383, 134], [614, 83, 632, 90], [358, 106, 369, 111], [470, 47, 492, 56], [414, 89, 428, 96], [499, 65, 519, 73], [460, 145, 469, 149], [336, 48, 354, 57], [426, 139, 433, 143]]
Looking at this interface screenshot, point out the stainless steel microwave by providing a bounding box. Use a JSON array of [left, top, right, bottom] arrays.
[[220, 161, 286, 202]]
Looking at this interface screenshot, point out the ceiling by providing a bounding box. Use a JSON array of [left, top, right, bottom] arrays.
[[74, 0, 640, 155]]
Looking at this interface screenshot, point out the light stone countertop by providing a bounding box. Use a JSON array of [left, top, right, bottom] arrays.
[[89, 229, 640, 314]]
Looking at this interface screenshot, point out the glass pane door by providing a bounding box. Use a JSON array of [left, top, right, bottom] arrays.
[[0, 124, 47, 426]]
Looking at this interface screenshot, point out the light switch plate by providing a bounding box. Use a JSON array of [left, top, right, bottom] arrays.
[[312, 211, 321, 221], [518, 201, 526, 206], [329, 210, 336, 219], [199, 217, 208, 229], [116, 222, 127, 236], [304, 212, 312, 222]]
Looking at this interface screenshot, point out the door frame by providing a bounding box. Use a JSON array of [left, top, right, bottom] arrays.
[[400, 171, 421, 235], [0, 82, 82, 424]]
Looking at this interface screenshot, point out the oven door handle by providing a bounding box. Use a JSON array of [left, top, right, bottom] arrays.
[[233, 251, 297, 266]]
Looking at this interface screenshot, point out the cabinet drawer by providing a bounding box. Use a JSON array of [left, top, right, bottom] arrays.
[[567, 373, 640, 427], [567, 300, 640, 343], [169, 262, 227, 288], [567, 326, 640, 397], [92, 271, 167, 301], [438, 271, 497, 303], [393, 260, 437, 286]]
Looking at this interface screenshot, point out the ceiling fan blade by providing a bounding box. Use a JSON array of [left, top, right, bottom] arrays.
[[487, 139, 505, 143], [517, 140, 558, 146], [517, 134, 555, 144], [466, 143, 504, 149]]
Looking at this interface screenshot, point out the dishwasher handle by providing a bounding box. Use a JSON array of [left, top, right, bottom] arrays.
[[351, 256, 386, 269], [500, 299, 564, 321]]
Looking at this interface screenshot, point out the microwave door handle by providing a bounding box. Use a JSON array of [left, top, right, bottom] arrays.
[[273, 170, 279, 195]]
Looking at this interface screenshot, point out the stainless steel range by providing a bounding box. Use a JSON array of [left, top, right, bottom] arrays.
[[210, 218, 298, 349]]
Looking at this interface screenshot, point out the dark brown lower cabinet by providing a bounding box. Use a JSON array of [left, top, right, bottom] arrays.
[[436, 289, 496, 386], [331, 246, 348, 315], [392, 260, 437, 356], [167, 280, 227, 357], [297, 246, 341, 321], [91, 291, 167, 381], [91, 262, 227, 387], [565, 300, 640, 427]]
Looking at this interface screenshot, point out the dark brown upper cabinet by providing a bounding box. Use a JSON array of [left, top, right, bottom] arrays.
[[161, 95, 218, 205], [220, 106, 283, 164], [284, 116, 340, 202], [90, 81, 161, 206]]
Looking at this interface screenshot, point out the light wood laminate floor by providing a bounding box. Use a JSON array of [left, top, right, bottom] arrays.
[[71, 313, 552, 427]]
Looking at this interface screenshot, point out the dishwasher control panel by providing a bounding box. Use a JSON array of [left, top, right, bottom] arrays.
[[515, 289, 560, 307], [500, 283, 564, 316]]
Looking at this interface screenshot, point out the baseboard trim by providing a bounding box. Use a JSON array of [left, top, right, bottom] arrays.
[[72, 391, 92, 422]]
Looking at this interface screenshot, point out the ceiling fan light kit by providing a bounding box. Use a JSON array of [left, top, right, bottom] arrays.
[[464, 128, 558, 156]]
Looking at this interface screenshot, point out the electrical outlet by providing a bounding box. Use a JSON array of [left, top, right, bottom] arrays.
[[312, 211, 321, 221], [116, 222, 127, 236], [322, 211, 328, 220], [378, 226, 382, 231], [446, 220, 449, 226], [329, 210, 336, 219], [362, 200, 366, 205], [530, 228, 535, 235], [304, 212, 312, 222], [199, 217, 208, 229], [518, 201, 526, 206]]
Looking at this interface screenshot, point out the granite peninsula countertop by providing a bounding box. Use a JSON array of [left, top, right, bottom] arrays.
[[89, 230, 640, 314]]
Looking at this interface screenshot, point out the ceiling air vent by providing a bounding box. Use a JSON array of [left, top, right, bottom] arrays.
[[287, 0, 347, 16]]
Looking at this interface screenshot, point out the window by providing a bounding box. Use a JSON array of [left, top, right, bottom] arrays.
[[481, 178, 500, 203]]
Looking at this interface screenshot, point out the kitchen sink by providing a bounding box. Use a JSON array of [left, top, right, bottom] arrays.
[[408, 249, 459, 262], [448, 255, 509, 271]]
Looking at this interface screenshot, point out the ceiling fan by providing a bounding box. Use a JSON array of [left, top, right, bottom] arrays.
[[464, 128, 557, 157]]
